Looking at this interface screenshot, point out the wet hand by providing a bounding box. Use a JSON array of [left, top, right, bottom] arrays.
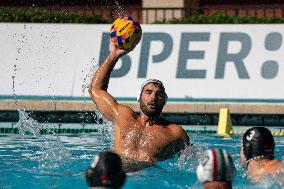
[[109, 40, 134, 58]]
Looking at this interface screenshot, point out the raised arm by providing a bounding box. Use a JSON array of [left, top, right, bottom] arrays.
[[88, 43, 128, 123]]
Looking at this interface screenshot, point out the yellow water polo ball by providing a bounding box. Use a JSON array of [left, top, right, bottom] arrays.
[[110, 16, 142, 50]]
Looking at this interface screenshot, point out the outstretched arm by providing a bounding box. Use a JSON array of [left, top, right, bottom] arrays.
[[88, 43, 129, 123]]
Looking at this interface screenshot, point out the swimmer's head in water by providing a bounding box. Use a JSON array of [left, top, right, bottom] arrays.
[[242, 127, 275, 163], [138, 79, 168, 117], [86, 151, 126, 188], [197, 149, 236, 183]]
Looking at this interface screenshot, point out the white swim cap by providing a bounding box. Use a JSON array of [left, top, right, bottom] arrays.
[[137, 79, 168, 102], [197, 149, 236, 183]]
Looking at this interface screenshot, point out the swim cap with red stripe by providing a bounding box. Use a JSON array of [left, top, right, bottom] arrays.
[[197, 149, 236, 182]]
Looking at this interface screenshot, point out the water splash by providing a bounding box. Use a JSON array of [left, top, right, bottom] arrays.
[[11, 25, 31, 108], [96, 110, 114, 147], [113, 0, 126, 18], [81, 57, 98, 93], [17, 110, 40, 137], [178, 145, 205, 172], [82, 57, 114, 146], [253, 173, 284, 188], [11, 75, 17, 105], [16, 109, 71, 169], [12, 60, 19, 106], [100, 0, 126, 18], [38, 135, 70, 169]]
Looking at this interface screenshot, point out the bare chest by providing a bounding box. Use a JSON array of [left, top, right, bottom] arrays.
[[118, 121, 176, 151]]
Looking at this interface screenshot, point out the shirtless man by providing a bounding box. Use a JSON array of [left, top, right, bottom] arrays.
[[240, 127, 284, 183], [88, 42, 189, 163]]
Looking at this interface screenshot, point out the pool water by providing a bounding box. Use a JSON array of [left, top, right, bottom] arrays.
[[0, 124, 284, 189]]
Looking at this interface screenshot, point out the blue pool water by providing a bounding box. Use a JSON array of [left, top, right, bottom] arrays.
[[0, 124, 284, 189]]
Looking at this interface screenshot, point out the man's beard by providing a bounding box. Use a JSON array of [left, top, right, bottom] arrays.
[[140, 101, 163, 118]]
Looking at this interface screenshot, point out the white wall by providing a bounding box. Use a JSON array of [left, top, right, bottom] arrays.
[[1, 23, 284, 102]]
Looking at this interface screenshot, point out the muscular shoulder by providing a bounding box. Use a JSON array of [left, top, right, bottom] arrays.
[[115, 104, 138, 124], [117, 104, 136, 115], [168, 123, 186, 135], [270, 160, 284, 172], [168, 123, 186, 136], [167, 123, 189, 141]]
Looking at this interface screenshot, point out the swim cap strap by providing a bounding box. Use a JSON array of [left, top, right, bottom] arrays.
[[246, 154, 274, 164]]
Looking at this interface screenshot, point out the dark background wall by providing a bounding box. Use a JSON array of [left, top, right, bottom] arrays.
[[0, 0, 141, 6]]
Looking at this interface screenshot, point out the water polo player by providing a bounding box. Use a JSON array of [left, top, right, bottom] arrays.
[[197, 149, 236, 189], [88, 24, 190, 167], [240, 127, 284, 182], [86, 151, 126, 188]]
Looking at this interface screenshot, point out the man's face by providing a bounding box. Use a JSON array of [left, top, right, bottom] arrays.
[[139, 83, 166, 117]]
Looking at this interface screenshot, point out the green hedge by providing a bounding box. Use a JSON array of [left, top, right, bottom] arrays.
[[154, 13, 284, 24], [1, 7, 284, 24], [0, 7, 108, 23]]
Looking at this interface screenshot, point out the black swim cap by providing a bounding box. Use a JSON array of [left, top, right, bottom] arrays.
[[86, 151, 126, 188], [242, 127, 275, 162]]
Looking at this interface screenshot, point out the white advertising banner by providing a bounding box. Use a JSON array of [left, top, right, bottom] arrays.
[[0, 23, 284, 102]]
